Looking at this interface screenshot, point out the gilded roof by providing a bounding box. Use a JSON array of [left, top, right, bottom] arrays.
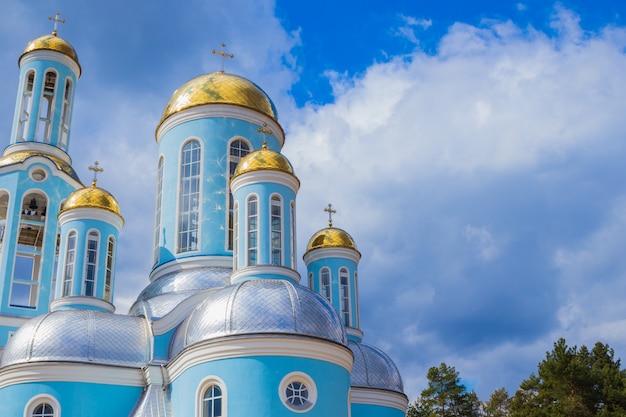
[[158, 72, 278, 128], [305, 227, 359, 253], [20, 33, 81, 73], [0, 150, 80, 181], [60, 183, 123, 221], [232, 145, 296, 180]]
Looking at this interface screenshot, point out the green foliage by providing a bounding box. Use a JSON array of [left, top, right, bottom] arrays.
[[510, 338, 626, 417], [483, 387, 511, 417], [407, 362, 481, 417]]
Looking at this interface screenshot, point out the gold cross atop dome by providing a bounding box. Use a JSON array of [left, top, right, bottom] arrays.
[[48, 12, 66, 36], [257, 122, 273, 136], [212, 43, 234, 73], [324, 203, 336, 227], [88, 161, 104, 186]]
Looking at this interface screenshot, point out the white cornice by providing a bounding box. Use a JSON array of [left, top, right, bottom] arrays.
[[0, 316, 29, 328], [230, 265, 301, 284], [58, 208, 123, 231], [230, 170, 300, 194], [168, 336, 353, 382], [0, 362, 144, 389], [303, 247, 361, 265], [20, 50, 81, 78], [350, 387, 408, 411], [2, 143, 71, 163], [149, 257, 233, 282], [156, 104, 284, 147], [50, 296, 115, 313]]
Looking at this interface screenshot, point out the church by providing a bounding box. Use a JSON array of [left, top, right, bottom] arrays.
[[0, 17, 407, 417]]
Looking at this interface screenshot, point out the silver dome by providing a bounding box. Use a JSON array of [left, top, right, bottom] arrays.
[[349, 340, 404, 393], [129, 267, 231, 319], [170, 279, 346, 358], [1, 310, 151, 368]]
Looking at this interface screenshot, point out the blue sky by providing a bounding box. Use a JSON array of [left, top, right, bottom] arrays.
[[2, 0, 626, 403]]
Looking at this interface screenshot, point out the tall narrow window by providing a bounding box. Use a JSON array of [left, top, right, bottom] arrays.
[[233, 202, 239, 268], [271, 195, 282, 265], [37, 70, 56, 143], [247, 196, 258, 266], [58, 78, 72, 150], [321, 268, 331, 302], [153, 157, 164, 264], [18, 71, 35, 141], [227, 139, 250, 250], [83, 231, 99, 296], [202, 385, 223, 417], [290, 201, 296, 268], [354, 271, 360, 328], [0, 191, 8, 253], [340, 268, 350, 326], [104, 237, 115, 302], [10, 193, 47, 308], [62, 231, 76, 296], [178, 140, 201, 253], [308, 272, 313, 290]]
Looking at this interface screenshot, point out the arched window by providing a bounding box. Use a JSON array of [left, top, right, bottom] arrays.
[[308, 272, 313, 290], [247, 196, 258, 266], [340, 268, 350, 326], [37, 70, 57, 143], [25, 395, 60, 417], [227, 139, 250, 250], [233, 202, 239, 269], [83, 231, 99, 296], [32, 403, 54, 417], [178, 140, 201, 253], [58, 78, 72, 150], [10, 193, 47, 308], [18, 70, 35, 141], [62, 231, 77, 297], [270, 195, 282, 265], [153, 156, 164, 265], [290, 201, 296, 269], [320, 268, 331, 302], [104, 237, 115, 302], [203, 385, 223, 417]]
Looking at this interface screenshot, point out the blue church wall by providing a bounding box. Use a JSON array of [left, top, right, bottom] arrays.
[[307, 257, 359, 326], [154, 117, 282, 266], [351, 402, 406, 417], [170, 355, 350, 416], [153, 328, 176, 361], [0, 381, 142, 416]]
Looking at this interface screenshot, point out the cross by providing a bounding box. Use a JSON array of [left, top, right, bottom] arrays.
[[257, 122, 273, 136], [88, 161, 104, 186], [48, 12, 66, 36], [324, 203, 336, 227], [212, 43, 234, 73]]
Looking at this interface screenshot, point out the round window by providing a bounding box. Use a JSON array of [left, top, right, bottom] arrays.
[[30, 168, 47, 182], [279, 372, 317, 412]]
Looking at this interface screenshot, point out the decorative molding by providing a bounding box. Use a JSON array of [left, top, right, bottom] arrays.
[[58, 207, 124, 230], [20, 50, 81, 78], [230, 265, 300, 284], [50, 296, 115, 313], [0, 316, 29, 328], [350, 387, 408, 411], [2, 142, 71, 163], [230, 170, 300, 194], [157, 105, 284, 147], [0, 362, 144, 389], [168, 336, 353, 382], [149, 257, 233, 282], [303, 247, 361, 265]]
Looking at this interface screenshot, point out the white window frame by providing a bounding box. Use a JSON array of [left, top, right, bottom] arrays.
[[340, 267, 351, 326], [37, 69, 58, 143], [246, 194, 259, 266], [226, 138, 250, 251], [104, 236, 115, 302], [62, 230, 77, 297], [18, 70, 35, 141], [177, 139, 202, 253], [83, 230, 99, 296], [278, 371, 317, 413], [58, 77, 73, 150], [153, 156, 164, 265], [196, 376, 226, 417], [270, 194, 282, 266], [320, 267, 331, 302], [24, 394, 61, 417]]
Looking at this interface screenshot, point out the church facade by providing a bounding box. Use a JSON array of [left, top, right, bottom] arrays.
[[0, 23, 407, 417]]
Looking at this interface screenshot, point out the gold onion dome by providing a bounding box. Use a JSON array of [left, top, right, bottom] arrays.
[[20, 33, 81, 75], [60, 183, 123, 222], [159, 72, 278, 127], [305, 227, 359, 254], [232, 144, 297, 180]]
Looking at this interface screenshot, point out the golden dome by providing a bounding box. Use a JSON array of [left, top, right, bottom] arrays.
[[0, 150, 80, 181], [20, 34, 81, 75], [232, 144, 296, 180], [305, 227, 359, 253], [158, 72, 278, 127], [60, 184, 123, 221]]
